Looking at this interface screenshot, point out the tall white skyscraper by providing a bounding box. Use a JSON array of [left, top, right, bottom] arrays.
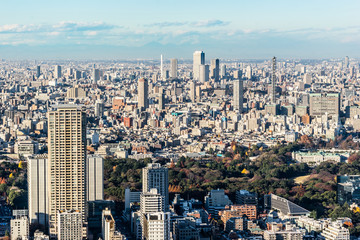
[[210, 59, 220, 82], [140, 188, 165, 214], [138, 78, 149, 110], [233, 79, 244, 113], [193, 51, 205, 80], [55, 65, 62, 78], [170, 59, 178, 79], [220, 64, 226, 78], [142, 163, 169, 211], [48, 105, 87, 238], [28, 154, 48, 228], [199, 64, 209, 83], [87, 155, 104, 201]]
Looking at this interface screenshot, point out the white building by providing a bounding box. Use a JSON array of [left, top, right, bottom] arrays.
[[321, 221, 350, 240], [11, 216, 29, 240], [87, 154, 104, 201], [57, 210, 83, 240], [193, 51, 205, 80], [205, 189, 232, 219], [143, 212, 170, 240], [27, 154, 48, 228]]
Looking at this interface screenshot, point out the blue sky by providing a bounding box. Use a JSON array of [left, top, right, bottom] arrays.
[[0, 0, 359, 59]]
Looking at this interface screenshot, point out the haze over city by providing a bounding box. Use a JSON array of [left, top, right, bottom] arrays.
[[1, 0, 360, 59]]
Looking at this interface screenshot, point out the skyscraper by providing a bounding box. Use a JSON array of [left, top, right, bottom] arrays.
[[190, 81, 196, 102], [138, 78, 149, 110], [220, 64, 226, 78], [193, 51, 205, 80], [57, 210, 83, 240], [28, 154, 48, 228], [36, 66, 41, 78], [48, 105, 87, 238], [142, 163, 169, 211], [55, 65, 62, 78], [210, 59, 220, 82], [199, 64, 209, 83], [87, 155, 104, 201], [93, 68, 100, 83], [94, 100, 104, 118], [345, 56, 349, 68], [170, 59, 178, 79], [160, 54, 164, 80], [159, 92, 165, 110], [233, 80, 244, 113], [271, 57, 276, 104]]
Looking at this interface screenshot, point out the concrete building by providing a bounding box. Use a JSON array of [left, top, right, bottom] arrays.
[[210, 59, 220, 82], [55, 65, 61, 78], [170, 59, 178, 79], [57, 210, 83, 240], [102, 208, 123, 240], [10, 216, 29, 240], [337, 175, 360, 204], [140, 188, 165, 214], [95, 100, 104, 117], [48, 105, 87, 237], [204, 189, 232, 219], [199, 64, 209, 83], [265, 194, 310, 219], [15, 140, 38, 155], [93, 68, 100, 83], [236, 190, 258, 206], [190, 81, 196, 102], [143, 212, 170, 240], [321, 221, 350, 240], [193, 51, 205, 80], [142, 163, 169, 211], [138, 78, 149, 110], [233, 79, 244, 113], [309, 93, 340, 117], [66, 85, 87, 99], [173, 218, 200, 240], [27, 154, 48, 228], [125, 188, 141, 211], [87, 154, 104, 201]]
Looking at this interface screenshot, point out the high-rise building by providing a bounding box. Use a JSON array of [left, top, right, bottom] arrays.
[[193, 51, 205, 80], [233, 80, 244, 113], [93, 68, 100, 83], [271, 57, 277, 104], [170, 59, 178, 79], [94, 100, 104, 118], [159, 92, 165, 110], [138, 78, 149, 110], [75, 70, 81, 80], [11, 216, 29, 240], [87, 155, 104, 201], [36, 65, 41, 78], [245, 66, 251, 79], [140, 188, 165, 214], [345, 56, 349, 68], [102, 208, 122, 240], [190, 81, 196, 102], [142, 163, 169, 211], [48, 105, 87, 237], [67, 85, 87, 99], [160, 55, 164, 80], [28, 154, 48, 228], [220, 64, 226, 78], [210, 59, 220, 82], [199, 64, 209, 83], [55, 65, 62, 78], [57, 210, 83, 240]]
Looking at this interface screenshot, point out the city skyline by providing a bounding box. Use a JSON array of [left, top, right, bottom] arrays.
[[1, 0, 360, 59]]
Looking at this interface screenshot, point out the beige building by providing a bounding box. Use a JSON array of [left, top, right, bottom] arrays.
[[66, 85, 87, 99], [58, 210, 83, 240], [48, 105, 87, 238], [138, 78, 149, 110], [309, 93, 340, 117]]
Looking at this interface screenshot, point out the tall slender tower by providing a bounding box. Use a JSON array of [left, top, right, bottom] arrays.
[[160, 55, 164, 80], [271, 57, 276, 104], [55, 65, 62, 79], [210, 59, 220, 82], [48, 105, 87, 238], [138, 78, 149, 110], [233, 79, 243, 113], [193, 51, 205, 80]]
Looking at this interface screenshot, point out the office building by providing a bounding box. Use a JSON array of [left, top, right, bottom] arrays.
[[173, 218, 200, 240], [88, 200, 115, 233], [190, 81, 196, 102], [95, 100, 104, 118], [199, 64, 209, 83], [75, 70, 81, 80], [36, 66, 41, 78], [48, 105, 87, 237], [124, 188, 141, 211], [219, 205, 257, 225], [170, 59, 178, 79], [138, 78, 149, 110], [28, 154, 48, 228], [245, 66, 251, 79], [87, 154, 104, 201], [55, 65, 61, 78], [345, 56, 349, 69], [10, 216, 29, 240], [210, 59, 220, 82], [236, 190, 258, 206], [140, 188, 165, 214], [233, 79, 243, 113], [142, 163, 169, 211], [57, 210, 83, 240], [321, 221, 350, 240], [309, 93, 340, 117], [158, 93, 165, 110], [337, 175, 360, 204], [102, 208, 124, 240], [93, 68, 100, 83], [204, 189, 232, 219], [220, 64, 226, 78], [193, 51, 205, 80]]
